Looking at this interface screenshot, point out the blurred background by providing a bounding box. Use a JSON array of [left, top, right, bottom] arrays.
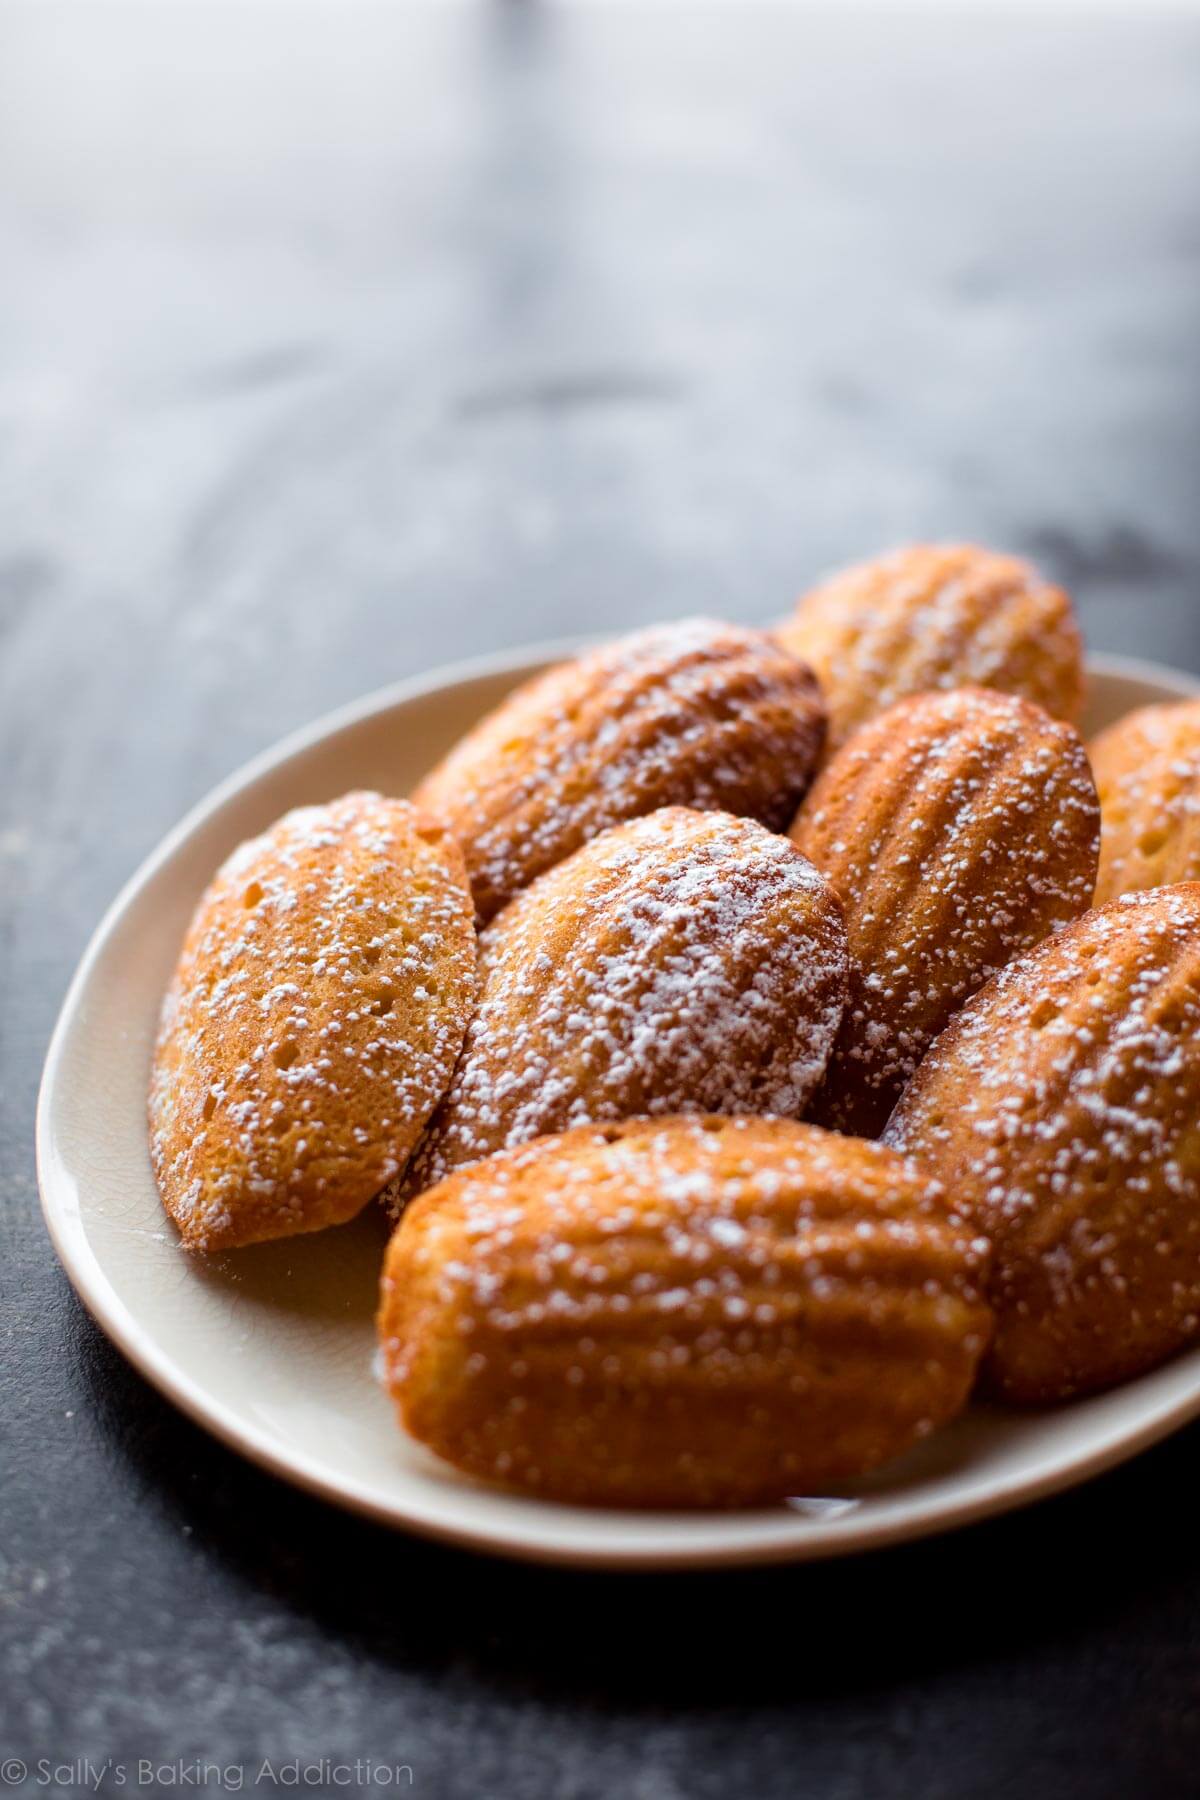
[[6, 3, 1200, 1786], [4, 2, 1199, 858]]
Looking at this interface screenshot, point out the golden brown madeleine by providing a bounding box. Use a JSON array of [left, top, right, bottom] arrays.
[[777, 544, 1084, 755], [412, 618, 826, 922], [400, 808, 848, 1199], [379, 1116, 992, 1508], [885, 886, 1200, 1402], [149, 792, 477, 1250], [792, 688, 1100, 1137], [1091, 698, 1200, 903]]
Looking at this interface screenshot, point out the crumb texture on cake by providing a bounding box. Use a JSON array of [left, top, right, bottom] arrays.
[[885, 884, 1200, 1401], [401, 806, 849, 1199], [379, 1115, 992, 1507], [777, 543, 1084, 754], [149, 791, 477, 1250], [413, 617, 826, 921], [793, 687, 1100, 1136]]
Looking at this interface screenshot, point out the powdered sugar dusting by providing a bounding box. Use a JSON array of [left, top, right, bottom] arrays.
[[1091, 698, 1200, 903], [149, 791, 477, 1250], [886, 883, 1200, 1399], [379, 1115, 991, 1506], [402, 807, 848, 1198], [779, 543, 1083, 752], [414, 618, 826, 921], [796, 687, 1099, 1135]]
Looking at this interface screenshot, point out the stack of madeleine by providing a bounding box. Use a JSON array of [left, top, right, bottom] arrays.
[[150, 545, 1200, 1508]]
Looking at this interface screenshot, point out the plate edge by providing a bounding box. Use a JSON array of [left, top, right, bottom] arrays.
[[35, 646, 1200, 1569]]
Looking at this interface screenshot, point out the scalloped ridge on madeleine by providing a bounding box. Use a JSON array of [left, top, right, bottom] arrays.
[[412, 618, 826, 921], [885, 885, 1200, 1402], [400, 807, 848, 1199], [777, 543, 1084, 755], [149, 792, 477, 1250], [1090, 698, 1200, 904], [792, 688, 1100, 1136], [379, 1116, 993, 1508]]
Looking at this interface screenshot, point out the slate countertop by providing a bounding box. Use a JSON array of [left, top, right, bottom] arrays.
[[3, 5, 1200, 1796]]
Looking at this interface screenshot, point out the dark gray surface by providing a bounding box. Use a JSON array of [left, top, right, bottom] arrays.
[[3, 4, 1200, 1795]]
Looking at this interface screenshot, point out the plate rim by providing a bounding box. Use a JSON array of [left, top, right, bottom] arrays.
[[35, 646, 1200, 1571]]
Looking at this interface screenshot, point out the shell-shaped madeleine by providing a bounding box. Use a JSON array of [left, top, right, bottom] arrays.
[[792, 689, 1100, 1136], [777, 544, 1084, 755], [885, 886, 1200, 1402], [379, 1116, 992, 1508], [1091, 698, 1200, 903], [412, 618, 826, 922], [149, 792, 477, 1250], [400, 808, 848, 1198]]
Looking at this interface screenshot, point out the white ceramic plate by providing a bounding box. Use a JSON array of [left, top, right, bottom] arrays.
[[37, 647, 1200, 1569]]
